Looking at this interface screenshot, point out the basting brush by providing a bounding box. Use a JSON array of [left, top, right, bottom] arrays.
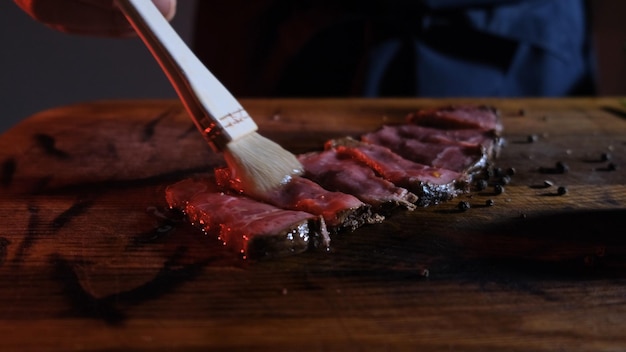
[[115, 0, 303, 197]]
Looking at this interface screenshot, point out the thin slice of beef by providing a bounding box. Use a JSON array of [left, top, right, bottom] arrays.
[[165, 177, 330, 259], [166, 104, 504, 259], [407, 105, 503, 133], [215, 168, 382, 233], [363, 124, 502, 157], [361, 125, 494, 174], [328, 137, 469, 206], [298, 149, 418, 213]]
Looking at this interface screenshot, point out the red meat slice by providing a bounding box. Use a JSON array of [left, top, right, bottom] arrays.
[[363, 124, 499, 151], [361, 125, 492, 173], [298, 149, 418, 213], [215, 168, 381, 232], [328, 138, 469, 206], [165, 104, 503, 259], [165, 178, 330, 259], [407, 105, 503, 133]]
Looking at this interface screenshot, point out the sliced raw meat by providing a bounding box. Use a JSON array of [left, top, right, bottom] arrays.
[[363, 124, 501, 155], [165, 177, 330, 259], [165, 104, 504, 259], [298, 149, 418, 213], [361, 125, 491, 173], [215, 168, 382, 232], [407, 105, 502, 133], [328, 137, 469, 206]]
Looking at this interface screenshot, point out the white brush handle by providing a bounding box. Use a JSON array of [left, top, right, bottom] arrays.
[[115, 0, 257, 151]]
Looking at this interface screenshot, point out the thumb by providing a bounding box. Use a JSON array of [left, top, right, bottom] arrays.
[[152, 0, 177, 21]]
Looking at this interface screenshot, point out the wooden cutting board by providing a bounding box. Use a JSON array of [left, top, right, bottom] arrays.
[[1, 98, 625, 351]]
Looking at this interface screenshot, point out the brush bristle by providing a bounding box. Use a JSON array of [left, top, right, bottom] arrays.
[[224, 132, 303, 197]]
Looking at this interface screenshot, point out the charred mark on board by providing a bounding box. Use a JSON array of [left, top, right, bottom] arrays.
[[50, 253, 126, 324], [127, 220, 177, 250], [11, 200, 92, 265], [34, 133, 70, 159], [50, 247, 207, 325], [142, 109, 176, 142], [177, 123, 198, 140], [38, 166, 216, 195], [1, 157, 16, 187], [0, 237, 10, 266], [127, 207, 183, 250], [52, 200, 95, 230], [11, 205, 40, 265], [116, 246, 208, 304]]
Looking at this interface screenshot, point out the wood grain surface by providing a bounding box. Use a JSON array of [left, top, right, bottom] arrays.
[[1, 98, 625, 351]]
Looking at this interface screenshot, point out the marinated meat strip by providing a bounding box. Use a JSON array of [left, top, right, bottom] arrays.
[[328, 137, 469, 206], [165, 177, 330, 259], [361, 125, 493, 174], [165, 104, 503, 259], [215, 168, 381, 233], [298, 149, 418, 213], [363, 124, 501, 155], [407, 105, 503, 133], [264, 176, 382, 232]]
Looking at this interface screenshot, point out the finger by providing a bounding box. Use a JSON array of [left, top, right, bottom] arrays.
[[151, 0, 177, 21]]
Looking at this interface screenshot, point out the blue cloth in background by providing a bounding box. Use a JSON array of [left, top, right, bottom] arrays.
[[362, 0, 595, 97], [195, 0, 596, 97]]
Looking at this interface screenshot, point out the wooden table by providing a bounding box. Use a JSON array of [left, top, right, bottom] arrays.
[[1, 98, 625, 351]]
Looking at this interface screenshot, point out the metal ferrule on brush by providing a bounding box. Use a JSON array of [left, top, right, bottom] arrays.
[[193, 108, 259, 152]]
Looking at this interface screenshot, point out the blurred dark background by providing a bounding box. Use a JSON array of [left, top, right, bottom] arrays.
[[1, 0, 625, 133], [0, 0, 197, 133]]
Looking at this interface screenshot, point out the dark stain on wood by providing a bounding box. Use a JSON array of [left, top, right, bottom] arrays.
[[11, 205, 40, 265], [34, 133, 69, 159], [142, 109, 175, 142], [50, 247, 208, 325], [50, 253, 126, 324], [0, 237, 10, 267], [126, 207, 186, 250], [1, 157, 16, 187], [595, 164, 619, 172], [177, 123, 198, 140], [127, 220, 178, 250], [601, 106, 626, 120], [37, 166, 215, 196], [434, 259, 562, 301], [52, 200, 95, 230], [460, 209, 626, 274]]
